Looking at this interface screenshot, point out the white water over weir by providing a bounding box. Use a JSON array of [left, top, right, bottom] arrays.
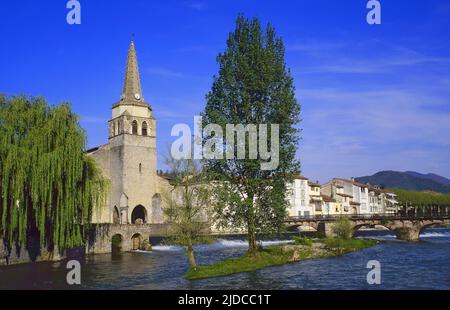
[[148, 239, 294, 252]]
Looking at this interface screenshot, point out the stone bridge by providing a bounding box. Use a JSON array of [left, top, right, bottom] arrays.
[[86, 223, 171, 254], [285, 215, 450, 241]]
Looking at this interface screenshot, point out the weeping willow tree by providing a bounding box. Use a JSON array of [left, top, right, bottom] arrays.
[[0, 95, 107, 252]]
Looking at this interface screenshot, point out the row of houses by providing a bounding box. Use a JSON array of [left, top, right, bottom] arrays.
[[287, 176, 399, 218]]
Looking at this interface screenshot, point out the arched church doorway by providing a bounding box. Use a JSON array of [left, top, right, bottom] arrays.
[[152, 194, 163, 223], [131, 205, 147, 224], [113, 206, 120, 224], [131, 233, 143, 250]]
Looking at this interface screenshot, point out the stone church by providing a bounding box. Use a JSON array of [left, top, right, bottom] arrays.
[[87, 40, 171, 225]]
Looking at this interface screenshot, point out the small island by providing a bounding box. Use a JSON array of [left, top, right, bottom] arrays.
[[186, 236, 378, 280]]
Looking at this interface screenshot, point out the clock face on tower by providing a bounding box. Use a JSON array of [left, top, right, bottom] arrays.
[[134, 93, 141, 100]]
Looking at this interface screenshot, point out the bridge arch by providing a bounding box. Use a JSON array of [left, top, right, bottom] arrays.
[[352, 223, 394, 238], [131, 233, 143, 250], [131, 205, 147, 224], [353, 223, 392, 232], [286, 223, 319, 233], [111, 234, 123, 253], [419, 223, 449, 236]]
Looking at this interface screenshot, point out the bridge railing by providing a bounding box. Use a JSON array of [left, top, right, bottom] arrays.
[[287, 213, 450, 222]]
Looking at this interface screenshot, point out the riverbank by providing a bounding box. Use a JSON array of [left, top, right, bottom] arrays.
[[185, 238, 378, 280]]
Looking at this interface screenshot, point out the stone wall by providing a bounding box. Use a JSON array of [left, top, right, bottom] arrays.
[[86, 223, 171, 254]]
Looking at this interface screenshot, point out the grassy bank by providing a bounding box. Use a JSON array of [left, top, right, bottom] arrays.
[[185, 238, 378, 280]]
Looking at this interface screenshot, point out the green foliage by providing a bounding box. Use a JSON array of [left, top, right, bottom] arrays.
[[162, 156, 213, 248], [202, 15, 301, 254], [332, 217, 353, 240], [185, 247, 294, 280], [380, 218, 390, 226], [393, 189, 450, 208], [0, 95, 107, 250], [293, 236, 313, 247], [140, 239, 152, 251], [323, 238, 377, 254], [111, 234, 122, 247], [162, 154, 215, 269], [315, 231, 326, 239]]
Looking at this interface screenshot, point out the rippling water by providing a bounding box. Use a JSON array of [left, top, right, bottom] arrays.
[[0, 228, 449, 290]]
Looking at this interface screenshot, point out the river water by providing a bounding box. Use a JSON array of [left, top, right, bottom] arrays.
[[0, 228, 449, 290]]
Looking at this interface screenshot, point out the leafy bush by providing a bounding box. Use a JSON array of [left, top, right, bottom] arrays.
[[315, 231, 326, 239], [332, 217, 353, 240], [324, 238, 376, 252], [293, 236, 313, 247]]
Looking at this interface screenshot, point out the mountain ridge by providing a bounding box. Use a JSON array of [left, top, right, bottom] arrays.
[[355, 171, 450, 193]]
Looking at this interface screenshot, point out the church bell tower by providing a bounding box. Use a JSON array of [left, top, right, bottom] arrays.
[[107, 39, 157, 224]]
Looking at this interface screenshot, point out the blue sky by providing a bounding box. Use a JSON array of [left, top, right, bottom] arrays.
[[1, 0, 449, 182]]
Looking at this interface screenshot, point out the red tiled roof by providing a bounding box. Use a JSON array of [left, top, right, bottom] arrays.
[[352, 181, 369, 188]]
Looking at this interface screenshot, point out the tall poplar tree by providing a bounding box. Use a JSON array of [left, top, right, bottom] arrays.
[[202, 16, 301, 255], [0, 95, 107, 253]]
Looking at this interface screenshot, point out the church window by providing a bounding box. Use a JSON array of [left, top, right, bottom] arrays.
[[132, 120, 138, 135], [139, 163, 142, 173], [142, 122, 148, 136]]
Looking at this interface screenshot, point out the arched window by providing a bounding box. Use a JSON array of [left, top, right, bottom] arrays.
[[132, 120, 138, 135], [142, 122, 148, 136], [113, 206, 120, 224], [131, 205, 147, 224], [112, 122, 116, 137], [139, 163, 142, 173]]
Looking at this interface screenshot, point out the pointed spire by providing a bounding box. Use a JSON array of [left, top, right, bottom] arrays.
[[121, 38, 143, 103]]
